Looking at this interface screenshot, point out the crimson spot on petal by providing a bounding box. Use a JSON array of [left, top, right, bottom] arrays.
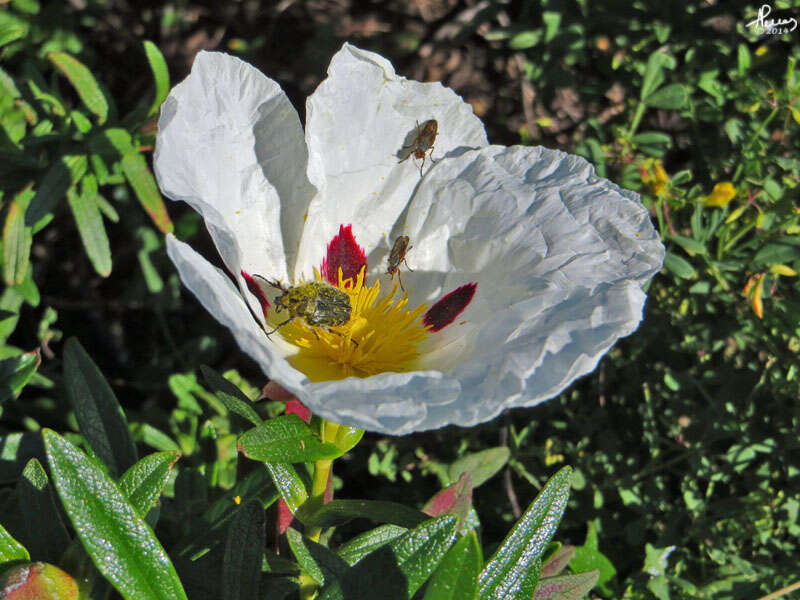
[[321, 224, 367, 284], [423, 283, 477, 332], [241, 270, 270, 319]]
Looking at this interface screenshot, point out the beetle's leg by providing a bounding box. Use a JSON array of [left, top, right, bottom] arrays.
[[265, 317, 293, 336], [402, 258, 413, 272], [323, 327, 359, 347], [397, 270, 406, 292]]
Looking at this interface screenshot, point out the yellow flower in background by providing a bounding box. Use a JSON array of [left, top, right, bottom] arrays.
[[703, 182, 736, 207], [641, 159, 669, 196]]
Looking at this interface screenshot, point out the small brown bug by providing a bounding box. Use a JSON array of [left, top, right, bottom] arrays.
[[399, 119, 438, 176], [386, 235, 413, 291]]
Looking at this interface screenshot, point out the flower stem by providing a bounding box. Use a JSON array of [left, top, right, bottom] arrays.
[[305, 458, 332, 544]]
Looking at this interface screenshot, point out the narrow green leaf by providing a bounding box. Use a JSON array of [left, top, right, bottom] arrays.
[[509, 31, 541, 50], [200, 366, 261, 427], [17, 458, 71, 564], [336, 524, 407, 566], [317, 516, 458, 600], [295, 499, 429, 529], [286, 528, 349, 586], [67, 182, 112, 277], [0, 11, 28, 46], [640, 52, 674, 100], [423, 531, 481, 600], [238, 415, 342, 463], [643, 84, 689, 110], [448, 447, 509, 487], [119, 451, 180, 517], [663, 252, 696, 279], [666, 234, 707, 256], [63, 337, 137, 477], [534, 570, 599, 600], [478, 466, 572, 600], [221, 500, 264, 600], [3, 186, 34, 285], [752, 241, 800, 266], [48, 52, 109, 123], [143, 41, 170, 117], [121, 152, 174, 234], [43, 429, 188, 600], [632, 131, 672, 157], [27, 155, 88, 226], [265, 463, 307, 513], [0, 522, 29, 562], [0, 349, 41, 404]]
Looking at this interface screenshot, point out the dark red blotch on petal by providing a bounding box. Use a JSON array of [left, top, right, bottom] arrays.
[[321, 224, 367, 284], [285, 399, 311, 423], [241, 270, 270, 319], [423, 283, 477, 332]]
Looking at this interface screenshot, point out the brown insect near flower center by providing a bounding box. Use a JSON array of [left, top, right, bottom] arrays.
[[386, 235, 413, 291], [399, 119, 438, 176]]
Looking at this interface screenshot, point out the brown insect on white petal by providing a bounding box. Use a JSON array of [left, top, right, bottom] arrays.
[[399, 119, 438, 176], [386, 235, 413, 291]]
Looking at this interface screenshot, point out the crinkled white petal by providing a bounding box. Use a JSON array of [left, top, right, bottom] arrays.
[[294, 42, 488, 281], [155, 51, 315, 316], [268, 145, 663, 435], [165, 234, 309, 396]]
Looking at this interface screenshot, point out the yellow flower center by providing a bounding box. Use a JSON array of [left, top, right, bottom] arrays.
[[275, 268, 430, 382]]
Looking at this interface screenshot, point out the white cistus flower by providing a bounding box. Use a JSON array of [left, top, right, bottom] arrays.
[[155, 44, 665, 435]]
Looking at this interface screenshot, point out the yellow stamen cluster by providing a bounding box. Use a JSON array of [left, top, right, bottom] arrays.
[[281, 268, 430, 382]]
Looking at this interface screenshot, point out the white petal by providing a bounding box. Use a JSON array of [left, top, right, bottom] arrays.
[[305, 370, 462, 435], [155, 51, 315, 305], [294, 43, 488, 280], [165, 234, 308, 396], [346, 144, 662, 432]]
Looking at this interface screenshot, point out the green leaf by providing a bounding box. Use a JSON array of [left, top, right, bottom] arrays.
[[666, 234, 707, 256], [286, 528, 349, 586], [643, 84, 689, 110], [0, 11, 28, 46], [63, 337, 137, 477], [752, 241, 800, 266], [533, 570, 599, 599], [296, 499, 429, 529], [569, 523, 615, 592], [67, 179, 112, 277], [448, 447, 510, 487], [0, 349, 41, 404], [478, 466, 572, 600], [121, 152, 173, 234], [336, 524, 407, 566], [663, 252, 696, 279], [509, 31, 541, 50], [640, 52, 675, 100], [17, 458, 71, 564], [265, 463, 308, 513], [423, 531, 481, 600], [43, 429, 188, 600], [317, 516, 458, 600], [48, 52, 109, 123], [238, 415, 342, 463], [118, 451, 180, 517], [27, 155, 88, 226], [143, 41, 170, 117], [200, 365, 261, 427], [3, 186, 34, 285], [221, 500, 264, 600], [0, 522, 28, 562], [632, 131, 672, 157]]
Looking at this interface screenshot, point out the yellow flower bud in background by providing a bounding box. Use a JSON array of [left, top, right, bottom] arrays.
[[703, 182, 736, 207], [770, 265, 797, 277]]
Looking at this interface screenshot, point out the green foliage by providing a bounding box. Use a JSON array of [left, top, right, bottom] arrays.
[[0, 1, 798, 599]]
